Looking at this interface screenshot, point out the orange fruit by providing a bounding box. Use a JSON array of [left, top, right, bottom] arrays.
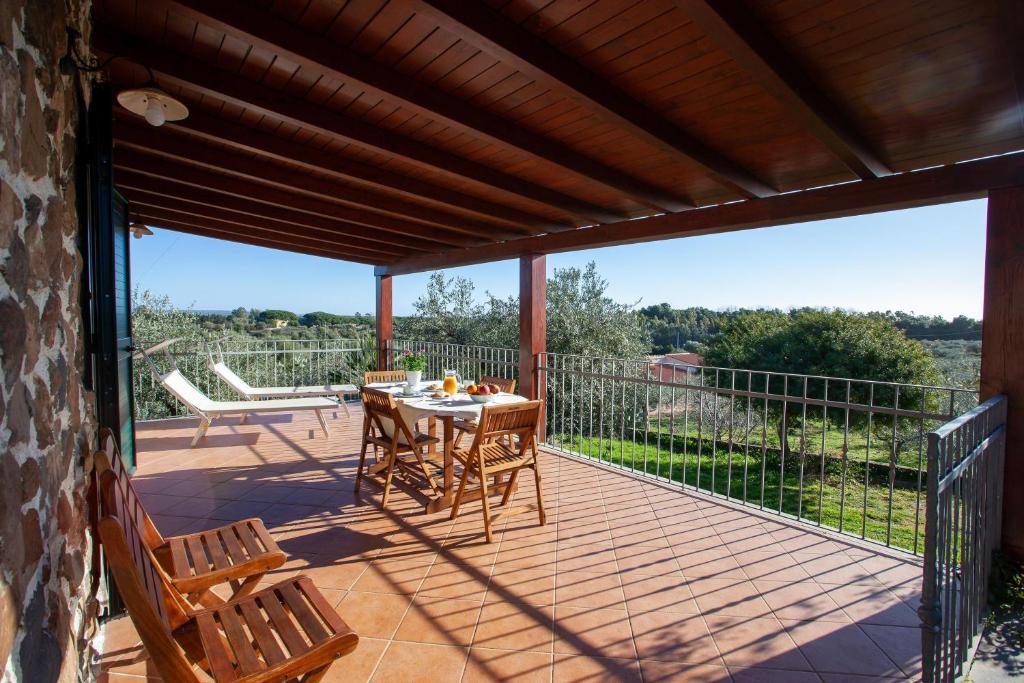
[[466, 384, 478, 395]]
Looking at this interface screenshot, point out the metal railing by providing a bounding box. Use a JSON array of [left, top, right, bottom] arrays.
[[390, 340, 519, 384], [919, 395, 1007, 683], [537, 352, 979, 553], [133, 338, 373, 420]]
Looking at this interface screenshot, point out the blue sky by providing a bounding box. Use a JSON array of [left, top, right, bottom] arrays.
[[130, 199, 987, 319]]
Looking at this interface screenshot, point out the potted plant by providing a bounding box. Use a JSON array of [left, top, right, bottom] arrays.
[[396, 350, 426, 390]]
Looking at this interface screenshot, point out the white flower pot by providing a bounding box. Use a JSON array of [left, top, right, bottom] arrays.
[[406, 370, 422, 391]]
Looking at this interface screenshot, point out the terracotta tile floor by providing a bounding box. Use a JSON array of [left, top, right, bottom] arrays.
[[98, 410, 923, 682]]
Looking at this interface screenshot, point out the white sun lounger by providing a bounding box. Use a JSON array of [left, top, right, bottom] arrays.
[[206, 344, 356, 417], [139, 341, 341, 447]]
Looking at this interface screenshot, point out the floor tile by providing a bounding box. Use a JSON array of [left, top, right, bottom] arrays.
[[486, 566, 555, 605], [370, 642, 468, 683], [640, 660, 732, 682], [472, 601, 553, 652], [350, 557, 433, 594], [690, 578, 773, 618], [783, 619, 905, 677], [462, 648, 552, 682], [621, 574, 699, 615], [555, 570, 625, 610], [553, 606, 637, 659], [394, 596, 483, 646], [629, 610, 720, 664], [823, 583, 920, 626], [419, 559, 492, 601], [753, 580, 850, 622], [336, 591, 413, 639], [553, 654, 643, 682], [705, 615, 811, 671]]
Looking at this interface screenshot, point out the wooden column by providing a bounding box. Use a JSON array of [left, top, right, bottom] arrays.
[[519, 255, 546, 436], [375, 273, 393, 370], [980, 185, 1024, 559]]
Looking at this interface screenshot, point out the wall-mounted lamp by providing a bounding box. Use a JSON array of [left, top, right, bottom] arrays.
[[129, 223, 154, 239], [116, 85, 188, 127], [62, 28, 189, 127]]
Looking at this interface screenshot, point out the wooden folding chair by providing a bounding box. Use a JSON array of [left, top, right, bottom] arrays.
[[355, 388, 442, 508], [450, 401, 546, 543], [363, 369, 406, 384], [454, 376, 518, 447], [95, 429, 286, 608], [97, 472, 359, 683]]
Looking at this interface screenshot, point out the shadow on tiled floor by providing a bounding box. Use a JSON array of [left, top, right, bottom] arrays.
[[98, 410, 923, 682]]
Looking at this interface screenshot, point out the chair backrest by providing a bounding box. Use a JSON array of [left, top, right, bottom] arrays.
[[364, 369, 406, 385], [95, 428, 164, 550], [479, 376, 517, 394], [471, 400, 543, 454], [361, 387, 418, 448], [211, 361, 255, 397], [160, 369, 217, 415], [97, 472, 198, 682]]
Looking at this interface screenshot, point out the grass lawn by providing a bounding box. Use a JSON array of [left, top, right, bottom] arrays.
[[549, 428, 926, 553]]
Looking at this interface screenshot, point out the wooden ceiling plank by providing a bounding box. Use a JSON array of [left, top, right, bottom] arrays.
[[413, 0, 776, 199], [146, 109, 556, 233], [677, 0, 891, 180], [113, 114, 529, 240], [94, 26, 622, 224], [115, 145, 478, 248], [130, 210, 384, 264], [128, 202, 400, 261], [165, 0, 691, 211], [112, 158, 452, 253], [377, 152, 1024, 275], [116, 169, 428, 255]]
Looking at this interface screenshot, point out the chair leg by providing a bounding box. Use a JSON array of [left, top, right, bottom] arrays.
[[532, 464, 547, 526], [449, 462, 472, 520], [355, 440, 369, 493], [191, 418, 211, 448], [239, 413, 249, 425], [381, 451, 398, 508], [500, 470, 520, 506], [341, 397, 352, 418], [315, 409, 330, 436], [478, 457, 494, 543]]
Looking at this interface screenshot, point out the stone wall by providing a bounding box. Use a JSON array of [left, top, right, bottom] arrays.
[[0, 0, 98, 681]]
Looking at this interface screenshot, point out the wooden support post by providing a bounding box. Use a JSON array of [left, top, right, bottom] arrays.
[[376, 273, 393, 371], [519, 255, 546, 439], [981, 185, 1024, 560]]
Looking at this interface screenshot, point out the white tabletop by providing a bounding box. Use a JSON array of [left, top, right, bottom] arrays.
[[366, 380, 527, 422]]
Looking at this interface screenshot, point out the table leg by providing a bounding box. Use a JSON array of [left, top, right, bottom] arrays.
[[427, 415, 437, 454], [425, 416, 455, 514]]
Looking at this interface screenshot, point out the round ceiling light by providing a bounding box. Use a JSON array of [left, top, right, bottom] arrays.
[[116, 87, 188, 127], [129, 223, 154, 239]]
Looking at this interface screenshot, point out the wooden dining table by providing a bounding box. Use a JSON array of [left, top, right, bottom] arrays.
[[364, 381, 529, 513]]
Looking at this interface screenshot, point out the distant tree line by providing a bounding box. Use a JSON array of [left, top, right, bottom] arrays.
[[639, 304, 982, 353]]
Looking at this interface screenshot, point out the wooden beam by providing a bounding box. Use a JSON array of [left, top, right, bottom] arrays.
[[412, 0, 775, 199], [519, 255, 546, 440], [94, 27, 624, 225], [113, 149, 461, 251], [129, 211, 381, 265], [980, 184, 1024, 560], [138, 107, 559, 233], [115, 115, 527, 241], [677, 0, 891, 179], [124, 190, 409, 261], [116, 170, 433, 254], [376, 274, 393, 371], [167, 0, 692, 212], [377, 152, 1024, 275]]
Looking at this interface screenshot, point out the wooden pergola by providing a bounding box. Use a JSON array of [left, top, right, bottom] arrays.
[[94, 0, 1024, 556]]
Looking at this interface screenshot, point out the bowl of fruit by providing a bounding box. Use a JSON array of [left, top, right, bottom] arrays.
[[466, 382, 501, 403]]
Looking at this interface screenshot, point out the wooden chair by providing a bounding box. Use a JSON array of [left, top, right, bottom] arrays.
[[454, 376, 517, 447], [97, 471, 359, 683], [450, 401, 545, 543], [363, 369, 406, 385], [355, 388, 442, 508], [95, 430, 286, 608]]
